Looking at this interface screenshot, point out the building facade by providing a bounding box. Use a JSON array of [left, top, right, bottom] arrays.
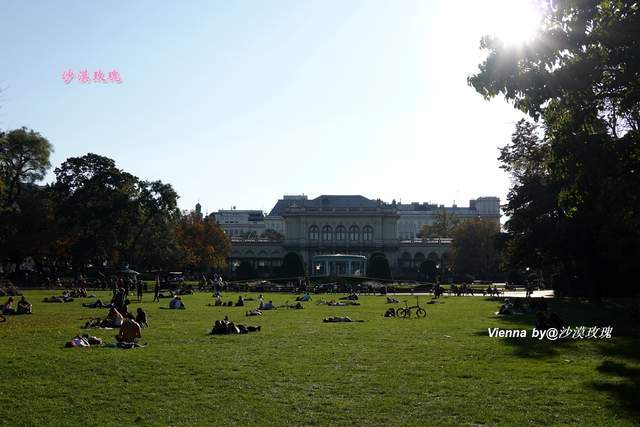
[[213, 194, 500, 278]]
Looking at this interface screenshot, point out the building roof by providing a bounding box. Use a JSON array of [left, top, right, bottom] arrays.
[[269, 195, 382, 216]]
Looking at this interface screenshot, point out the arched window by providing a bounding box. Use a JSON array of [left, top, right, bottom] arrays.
[[308, 225, 319, 241], [322, 225, 332, 241], [363, 225, 373, 241], [335, 225, 345, 241], [349, 225, 360, 241]]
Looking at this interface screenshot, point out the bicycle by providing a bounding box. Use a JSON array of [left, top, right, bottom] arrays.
[[395, 296, 426, 318]]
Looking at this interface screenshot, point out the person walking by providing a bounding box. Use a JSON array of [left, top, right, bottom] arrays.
[[152, 275, 161, 302]]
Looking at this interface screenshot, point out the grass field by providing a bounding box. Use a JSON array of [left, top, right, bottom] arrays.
[[0, 291, 638, 426]]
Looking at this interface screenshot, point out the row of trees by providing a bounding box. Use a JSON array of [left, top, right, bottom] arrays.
[[0, 129, 231, 279], [469, 0, 639, 297]]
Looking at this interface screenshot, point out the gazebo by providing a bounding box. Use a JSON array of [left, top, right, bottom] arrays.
[[311, 254, 367, 277]]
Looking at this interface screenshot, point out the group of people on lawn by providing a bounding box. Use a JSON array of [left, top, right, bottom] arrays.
[[2, 296, 32, 316]]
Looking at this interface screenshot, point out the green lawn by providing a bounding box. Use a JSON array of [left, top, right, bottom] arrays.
[[0, 291, 638, 426]]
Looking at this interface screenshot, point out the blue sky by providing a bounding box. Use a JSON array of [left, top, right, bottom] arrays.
[[1, 0, 529, 213]]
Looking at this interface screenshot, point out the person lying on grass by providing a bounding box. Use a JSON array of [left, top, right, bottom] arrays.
[[43, 295, 73, 303], [65, 334, 103, 348], [328, 300, 360, 306], [323, 316, 365, 323], [169, 296, 186, 310], [82, 298, 113, 309], [386, 297, 399, 303], [246, 309, 262, 316], [84, 307, 124, 329], [116, 314, 142, 343], [279, 302, 304, 309], [210, 317, 260, 335]]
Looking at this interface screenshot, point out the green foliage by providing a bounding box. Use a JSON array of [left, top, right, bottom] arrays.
[[236, 260, 256, 280], [0, 127, 52, 210], [470, 0, 640, 296], [367, 253, 391, 279], [0, 128, 54, 267], [176, 211, 231, 271], [260, 228, 284, 241], [280, 252, 305, 277], [418, 208, 460, 238], [451, 219, 501, 279]]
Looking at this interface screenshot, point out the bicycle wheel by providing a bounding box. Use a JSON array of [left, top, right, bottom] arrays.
[[396, 308, 407, 318], [415, 308, 426, 318]]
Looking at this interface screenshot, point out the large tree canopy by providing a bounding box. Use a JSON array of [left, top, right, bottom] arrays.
[[0, 127, 52, 210], [470, 0, 640, 297]]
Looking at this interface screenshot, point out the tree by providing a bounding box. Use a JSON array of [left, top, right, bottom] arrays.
[[260, 229, 284, 241], [52, 154, 140, 270], [176, 211, 231, 271], [418, 260, 438, 282], [469, 0, 640, 297], [126, 180, 179, 265], [0, 128, 52, 210], [280, 252, 305, 277], [0, 128, 54, 273], [451, 219, 501, 279], [367, 253, 391, 279], [418, 208, 460, 238], [236, 260, 256, 280]]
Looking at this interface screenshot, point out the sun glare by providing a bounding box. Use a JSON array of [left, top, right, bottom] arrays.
[[490, 0, 543, 45]]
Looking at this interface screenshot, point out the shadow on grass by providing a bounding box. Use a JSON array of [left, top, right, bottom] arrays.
[[480, 298, 640, 420], [590, 339, 640, 418]]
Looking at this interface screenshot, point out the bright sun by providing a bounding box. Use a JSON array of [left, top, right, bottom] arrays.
[[490, 0, 543, 45]]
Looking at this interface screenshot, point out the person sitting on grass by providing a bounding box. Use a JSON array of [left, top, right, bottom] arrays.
[[84, 307, 124, 329], [2, 297, 16, 315], [214, 294, 223, 306], [169, 296, 185, 310], [323, 316, 365, 323], [136, 307, 148, 327], [296, 292, 311, 302], [259, 300, 275, 310], [106, 307, 124, 327], [235, 296, 244, 307], [339, 292, 358, 301], [16, 296, 32, 315], [116, 314, 142, 343], [384, 308, 396, 317], [498, 298, 514, 315]]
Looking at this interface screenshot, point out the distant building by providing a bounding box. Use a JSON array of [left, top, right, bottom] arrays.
[[397, 197, 500, 240], [211, 194, 500, 278]]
